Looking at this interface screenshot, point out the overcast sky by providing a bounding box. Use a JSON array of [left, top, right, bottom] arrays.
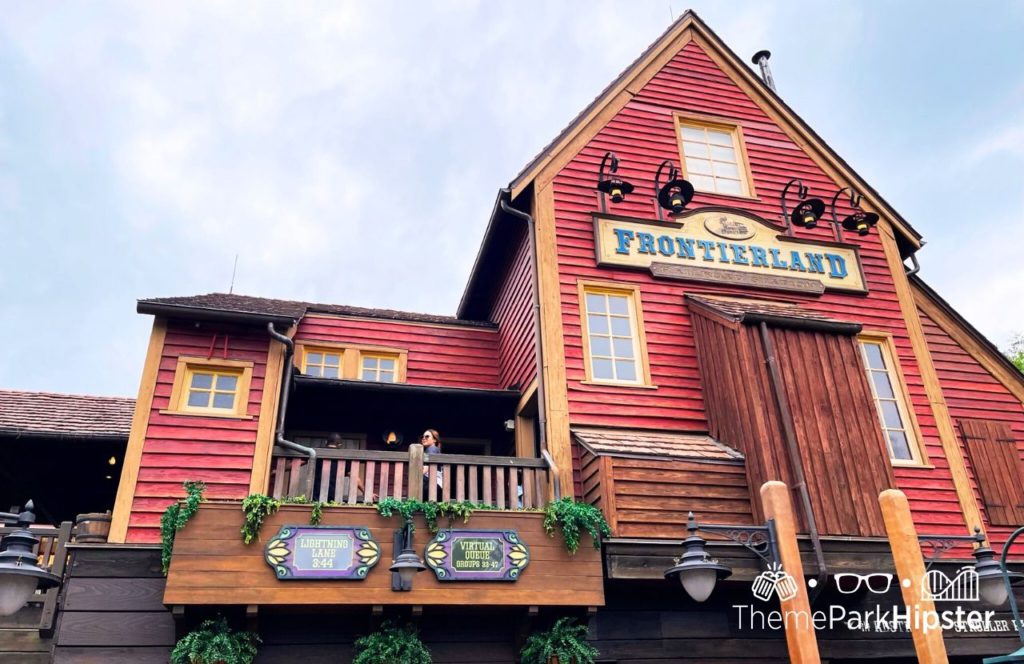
[[2, 1, 1022, 397]]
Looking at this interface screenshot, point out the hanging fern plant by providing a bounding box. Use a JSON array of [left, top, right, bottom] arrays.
[[520, 617, 599, 664], [542, 498, 611, 555], [241, 494, 333, 543], [353, 621, 431, 664], [160, 481, 206, 575], [170, 617, 261, 664]]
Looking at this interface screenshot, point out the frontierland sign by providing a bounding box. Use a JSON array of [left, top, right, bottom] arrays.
[[593, 209, 867, 294]]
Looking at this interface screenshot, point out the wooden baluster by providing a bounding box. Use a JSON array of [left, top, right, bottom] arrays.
[[319, 460, 332, 502], [428, 465, 438, 502], [469, 466, 478, 503], [347, 461, 361, 505], [334, 461, 346, 503], [455, 465, 465, 502], [288, 459, 303, 497], [363, 461, 376, 504], [495, 467, 506, 509], [508, 467, 518, 509], [482, 466, 492, 507], [393, 463, 405, 499], [272, 458, 286, 498], [535, 470, 544, 506], [378, 462, 389, 504], [441, 464, 451, 502], [523, 469, 534, 509]]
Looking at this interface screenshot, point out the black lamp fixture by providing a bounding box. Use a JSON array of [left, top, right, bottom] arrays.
[[389, 518, 427, 591], [918, 527, 1023, 607], [829, 187, 879, 241], [780, 178, 825, 233], [0, 501, 61, 617], [982, 525, 1024, 663], [595, 151, 634, 211], [654, 160, 695, 221], [664, 512, 733, 602]]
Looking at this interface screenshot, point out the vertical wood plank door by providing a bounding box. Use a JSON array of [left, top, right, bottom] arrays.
[[958, 419, 1024, 527], [692, 310, 895, 537]]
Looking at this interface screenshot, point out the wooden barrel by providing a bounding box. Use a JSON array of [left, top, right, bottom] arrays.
[[74, 511, 112, 543]]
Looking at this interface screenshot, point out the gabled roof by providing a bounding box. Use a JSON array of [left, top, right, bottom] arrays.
[[572, 426, 743, 462], [685, 294, 862, 335], [138, 293, 496, 329], [0, 390, 134, 440], [507, 10, 922, 248]]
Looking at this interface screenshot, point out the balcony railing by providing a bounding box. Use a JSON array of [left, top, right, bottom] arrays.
[[270, 445, 556, 509]]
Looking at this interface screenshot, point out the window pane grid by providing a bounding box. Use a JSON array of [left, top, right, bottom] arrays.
[[585, 292, 639, 383], [361, 355, 398, 383], [304, 351, 342, 378], [678, 123, 747, 196], [187, 370, 240, 411], [860, 340, 918, 462]]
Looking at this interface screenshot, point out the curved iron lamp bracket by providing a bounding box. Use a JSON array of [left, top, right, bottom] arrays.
[[696, 519, 780, 566], [779, 178, 809, 236], [918, 526, 985, 570]]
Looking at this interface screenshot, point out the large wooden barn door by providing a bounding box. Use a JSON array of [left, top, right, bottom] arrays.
[[692, 308, 894, 537]]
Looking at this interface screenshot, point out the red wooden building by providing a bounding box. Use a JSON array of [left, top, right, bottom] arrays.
[[24, 10, 1024, 664]]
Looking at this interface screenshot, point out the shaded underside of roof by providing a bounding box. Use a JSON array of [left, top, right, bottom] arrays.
[[138, 293, 496, 329], [686, 294, 861, 335], [572, 426, 743, 462], [0, 390, 134, 440]]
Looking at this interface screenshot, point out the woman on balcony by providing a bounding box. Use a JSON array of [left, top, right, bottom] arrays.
[[421, 429, 443, 500]]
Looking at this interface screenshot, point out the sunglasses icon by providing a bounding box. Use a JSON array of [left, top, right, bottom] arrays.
[[834, 573, 893, 594]]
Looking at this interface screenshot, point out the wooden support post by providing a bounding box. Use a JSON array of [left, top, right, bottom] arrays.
[[408, 444, 424, 501], [879, 489, 949, 664], [246, 605, 259, 634], [760, 481, 821, 664], [171, 605, 186, 640]]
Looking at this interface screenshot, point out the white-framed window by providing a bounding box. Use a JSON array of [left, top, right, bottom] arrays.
[[361, 353, 399, 383], [676, 114, 755, 198], [579, 282, 652, 386], [166, 357, 254, 418], [859, 335, 925, 465]]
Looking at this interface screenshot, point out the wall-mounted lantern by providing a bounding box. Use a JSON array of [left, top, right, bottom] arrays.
[[663, 512, 733, 602], [389, 518, 427, 591], [0, 501, 61, 617], [829, 187, 879, 241], [981, 525, 1024, 663], [654, 160, 695, 221], [780, 178, 825, 233], [918, 527, 1022, 607], [595, 151, 635, 212]]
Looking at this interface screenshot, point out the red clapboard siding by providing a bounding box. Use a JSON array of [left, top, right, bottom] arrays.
[[126, 321, 272, 543], [551, 40, 964, 534], [489, 227, 538, 391], [295, 315, 500, 390], [921, 309, 1024, 552]]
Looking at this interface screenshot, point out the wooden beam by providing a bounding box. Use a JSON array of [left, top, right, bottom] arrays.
[[878, 221, 985, 540], [533, 182, 574, 499], [879, 489, 949, 664], [249, 325, 291, 494], [760, 481, 821, 664], [109, 318, 167, 544]]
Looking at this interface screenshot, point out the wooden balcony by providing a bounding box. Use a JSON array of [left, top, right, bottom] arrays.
[[163, 503, 604, 608], [270, 446, 557, 509]]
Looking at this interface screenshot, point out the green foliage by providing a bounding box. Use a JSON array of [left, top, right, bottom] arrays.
[[1006, 333, 1024, 373], [170, 617, 261, 664], [543, 498, 611, 555], [160, 481, 206, 575], [353, 621, 431, 664], [375, 498, 499, 534], [520, 617, 599, 664], [241, 494, 331, 543]]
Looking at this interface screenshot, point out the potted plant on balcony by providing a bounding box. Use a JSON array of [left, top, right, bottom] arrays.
[[520, 617, 599, 664], [170, 617, 261, 664], [353, 620, 431, 664]]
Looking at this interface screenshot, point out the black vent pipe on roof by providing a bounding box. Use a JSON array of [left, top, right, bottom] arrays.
[[267, 322, 316, 498], [751, 50, 776, 92]]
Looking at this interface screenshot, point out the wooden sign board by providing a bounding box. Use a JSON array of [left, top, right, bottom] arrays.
[[593, 209, 867, 294], [264, 525, 380, 580], [424, 529, 530, 582]]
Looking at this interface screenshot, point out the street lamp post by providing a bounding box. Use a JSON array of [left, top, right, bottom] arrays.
[[983, 526, 1024, 664], [0, 501, 61, 617]]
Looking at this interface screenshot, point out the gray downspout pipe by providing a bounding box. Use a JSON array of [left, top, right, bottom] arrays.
[[499, 192, 550, 469], [267, 323, 317, 498], [759, 321, 828, 601]]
